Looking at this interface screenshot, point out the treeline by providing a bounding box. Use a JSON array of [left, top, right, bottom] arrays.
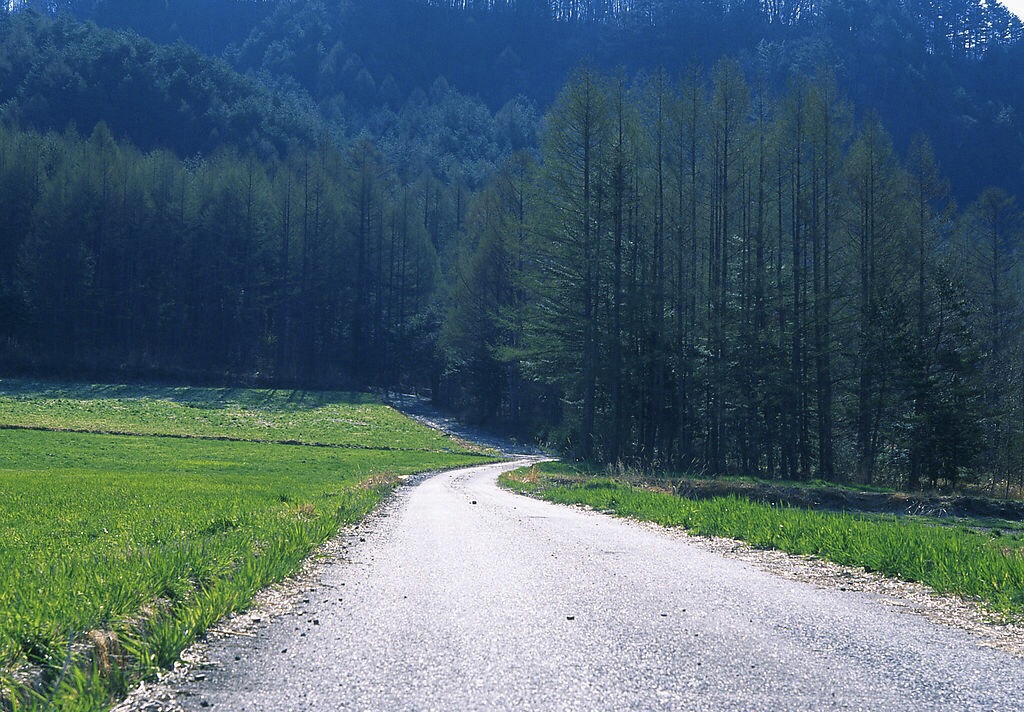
[[430, 0, 1024, 54], [0, 11, 536, 188], [442, 65, 1024, 493], [0, 122, 455, 387], [1, 39, 1022, 493], [9, 0, 1024, 203], [212, 0, 1024, 203], [0, 11, 324, 160]]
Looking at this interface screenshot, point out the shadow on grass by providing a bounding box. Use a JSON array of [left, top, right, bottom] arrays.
[[0, 379, 379, 412]]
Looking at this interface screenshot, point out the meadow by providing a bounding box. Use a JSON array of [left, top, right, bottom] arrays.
[[501, 461, 1024, 618], [0, 380, 495, 711], [0, 381, 480, 452]]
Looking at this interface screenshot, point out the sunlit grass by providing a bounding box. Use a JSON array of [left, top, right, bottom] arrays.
[[501, 461, 1024, 617], [0, 381, 495, 711], [0, 379, 488, 454]]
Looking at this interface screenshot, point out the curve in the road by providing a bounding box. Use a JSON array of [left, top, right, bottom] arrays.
[[160, 460, 1024, 711]]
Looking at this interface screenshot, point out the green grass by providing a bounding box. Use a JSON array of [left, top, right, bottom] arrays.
[[0, 380, 488, 453], [501, 461, 1024, 617], [0, 380, 495, 711]]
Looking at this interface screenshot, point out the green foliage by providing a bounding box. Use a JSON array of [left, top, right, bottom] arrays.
[[0, 11, 323, 159], [0, 382, 493, 709], [0, 119, 444, 387], [439, 153, 536, 424], [64, 0, 1023, 205], [374, 80, 539, 187], [502, 463, 1024, 616], [0, 5, 1022, 494], [448, 65, 1015, 492]]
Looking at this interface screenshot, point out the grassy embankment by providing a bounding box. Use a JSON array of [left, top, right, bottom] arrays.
[[501, 461, 1024, 617], [0, 381, 497, 711]]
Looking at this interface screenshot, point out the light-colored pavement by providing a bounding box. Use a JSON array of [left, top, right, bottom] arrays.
[[170, 460, 1024, 711]]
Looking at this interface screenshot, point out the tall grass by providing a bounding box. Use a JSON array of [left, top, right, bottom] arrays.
[[501, 463, 1024, 616], [0, 382, 495, 711]]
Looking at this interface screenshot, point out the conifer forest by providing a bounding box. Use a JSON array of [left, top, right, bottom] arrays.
[[1, 0, 1023, 493]]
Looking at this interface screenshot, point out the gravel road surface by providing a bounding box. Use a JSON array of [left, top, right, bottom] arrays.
[[163, 459, 1024, 711]]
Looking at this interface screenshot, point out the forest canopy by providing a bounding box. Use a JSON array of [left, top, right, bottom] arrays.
[[0, 11, 326, 158], [7, 0, 1024, 200], [0, 0, 1022, 493]]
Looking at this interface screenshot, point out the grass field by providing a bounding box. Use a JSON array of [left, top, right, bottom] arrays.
[[0, 380, 495, 711], [501, 461, 1024, 618], [0, 381, 482, 452]]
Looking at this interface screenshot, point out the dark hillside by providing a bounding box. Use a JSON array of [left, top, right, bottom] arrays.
[[24, 0, 1024, 199], [83, 0, 272, 53], [286, 0, 1024, 202], [0, 11, 324, 158], [18, 0, 273, 53]]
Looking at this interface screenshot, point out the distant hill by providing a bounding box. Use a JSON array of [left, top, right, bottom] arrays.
[[0, 10, 326, 158], [227, 0, 1020, 203], [8, 0, 1023, 199]]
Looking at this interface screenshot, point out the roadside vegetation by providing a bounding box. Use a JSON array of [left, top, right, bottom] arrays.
[[0, 380, 496, 711], [501, 462, 1024, 618]]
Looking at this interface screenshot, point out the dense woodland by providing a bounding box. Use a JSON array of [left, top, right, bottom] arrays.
[[0, 1, 1022, 494], [15, 0, 1023, 201], [446, 66, 1021, 495]]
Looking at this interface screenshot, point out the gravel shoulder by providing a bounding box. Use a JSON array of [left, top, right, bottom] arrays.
[[117, 458, 1024, 712]]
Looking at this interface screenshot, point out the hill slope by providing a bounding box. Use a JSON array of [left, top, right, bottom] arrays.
[[55, 0, 1024, 201]]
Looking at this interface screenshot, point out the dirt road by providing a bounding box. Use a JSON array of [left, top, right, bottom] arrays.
[[142, 459, 1024, 711]]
